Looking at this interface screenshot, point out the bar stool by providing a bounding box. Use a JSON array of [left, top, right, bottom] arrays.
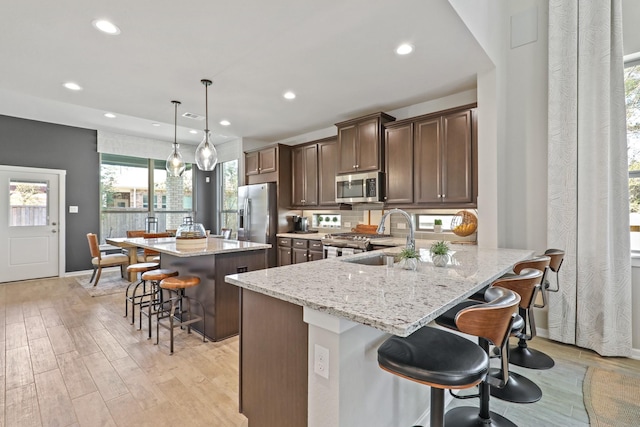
[[437, 268, 544, 404], [156, 275, 206, 354], [534, 249, 565, 309], [378, 287, 520, 427], [139, 269, 179, 339], [124, 262, 159, 326]]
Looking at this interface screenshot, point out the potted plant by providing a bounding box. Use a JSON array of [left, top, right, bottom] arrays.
[[434, 219, 443, 233], [430, 240, 450, 267], [398, 247, 421, 271]]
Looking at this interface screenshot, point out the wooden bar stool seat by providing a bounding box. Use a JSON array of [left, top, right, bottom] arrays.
[[138, 269, 179, 339], [124, 262, 159, 326], [378, 287, 520, 427], [156, 275, 206, 354]]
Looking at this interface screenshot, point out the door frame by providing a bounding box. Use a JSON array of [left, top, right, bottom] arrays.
[[0, 165, 66, 278]]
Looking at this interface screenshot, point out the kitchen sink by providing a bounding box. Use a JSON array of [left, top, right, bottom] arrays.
[[341, 254, 399, 266]]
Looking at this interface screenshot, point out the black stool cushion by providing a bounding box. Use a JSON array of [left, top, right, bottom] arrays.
[[378, 326, 489, 388], [435, 300, 482, 330]]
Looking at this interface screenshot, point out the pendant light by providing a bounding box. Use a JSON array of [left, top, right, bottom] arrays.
[[166, 100, 186, 177], [195, 79, 218, 171]]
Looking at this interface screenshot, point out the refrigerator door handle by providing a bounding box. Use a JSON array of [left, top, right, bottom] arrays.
[[246, 198, 251, 236]]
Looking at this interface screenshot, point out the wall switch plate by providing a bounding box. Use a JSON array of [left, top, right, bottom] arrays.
[[344, 222, 351, 228], [69, 206, 78, 213], [314, 344, 329, 379], [397, 223, 406, 229], [205, 176, 210, 183]]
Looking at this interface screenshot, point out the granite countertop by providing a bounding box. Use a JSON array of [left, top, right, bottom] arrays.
[[123, 237, 271, 257], [226, 244, 533, 337]]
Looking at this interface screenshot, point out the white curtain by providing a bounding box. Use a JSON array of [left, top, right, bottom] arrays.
[[547, 0, 631, 356]]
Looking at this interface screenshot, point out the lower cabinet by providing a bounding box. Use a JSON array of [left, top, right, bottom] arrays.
[[278, 238, 323, 266]]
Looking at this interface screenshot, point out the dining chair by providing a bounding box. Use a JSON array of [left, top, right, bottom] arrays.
[[86, 233, 129, 286], [221, 228, 232, 239]]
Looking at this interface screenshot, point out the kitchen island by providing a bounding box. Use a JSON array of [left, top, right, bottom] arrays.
[[225, 243, 534, 427], [125, 236, 270, 341]]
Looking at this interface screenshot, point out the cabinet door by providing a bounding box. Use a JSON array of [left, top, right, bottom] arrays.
[[318, 139, 337, 206], [291, 146, 305, 206], [245, 151, 260, 176], [414, 117, 441, 204], [259, 147, 277, 174], [337, 124, 358, 173], [303, 145, 318, 206], [292, 248, 308, 264], [442, 110, 473, 203], [278, 246, 292, 266], [356, 118, 380, 172], [385, 123, 413, 204], [308, 251, 323, 262]]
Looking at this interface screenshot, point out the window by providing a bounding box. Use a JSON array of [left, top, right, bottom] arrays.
[[626, 60, 640, 250], [219, 160, 238, 235], [100, 154, 194, 241], [9, 180, 48, 226], [415, 214, 454, 232]]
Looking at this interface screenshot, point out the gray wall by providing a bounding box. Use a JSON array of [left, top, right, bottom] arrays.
[[0, 115, 99, 272]]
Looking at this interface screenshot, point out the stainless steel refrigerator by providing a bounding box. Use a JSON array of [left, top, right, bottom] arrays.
[[237, 183, 278, 268]]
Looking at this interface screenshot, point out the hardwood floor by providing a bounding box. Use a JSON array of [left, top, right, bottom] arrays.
[[1, 274, 639, 426]]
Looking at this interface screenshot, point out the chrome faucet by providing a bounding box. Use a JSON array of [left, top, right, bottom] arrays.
[[377, 209, 415, 251]]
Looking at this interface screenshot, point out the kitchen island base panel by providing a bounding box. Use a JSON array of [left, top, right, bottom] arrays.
[[161, 250, 267, 342], [240, 289, 308, 427]]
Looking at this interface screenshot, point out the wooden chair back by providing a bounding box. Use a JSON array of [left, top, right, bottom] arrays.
[[544, 249, 565, 273], [488, 268, 543, 309], [142, 233, 172, 257], [86, 233, 101, 259], [126, 230, 146, 238], [512, 255, 550, 275], [455, 287, 520, 348]]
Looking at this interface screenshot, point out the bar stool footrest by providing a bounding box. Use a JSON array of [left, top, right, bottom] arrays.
[[445, 406, 517, 427]]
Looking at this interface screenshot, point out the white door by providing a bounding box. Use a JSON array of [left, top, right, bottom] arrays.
[[0, 167, 64, 283]]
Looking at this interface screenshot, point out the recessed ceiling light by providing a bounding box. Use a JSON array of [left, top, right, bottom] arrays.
[[152, 123, 160, 127], [104, 113, 116, 118], [63, 82, 82, 91], [220, 120, 231, 126], [189, 130, 198, 134], [283, 91, 296, 100], [396, 44, 413, 55], [92, 19, 121, 35]]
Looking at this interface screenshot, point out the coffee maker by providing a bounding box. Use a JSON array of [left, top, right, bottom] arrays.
[[291, 215, 308, 232]]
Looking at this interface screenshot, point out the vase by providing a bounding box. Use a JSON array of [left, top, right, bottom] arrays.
[[432, 254, 449, 268], [434, 225, 442, 233], [399, 258, 418, 271]]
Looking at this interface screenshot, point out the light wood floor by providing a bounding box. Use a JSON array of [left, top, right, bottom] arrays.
[[1, 274, 639, 426]]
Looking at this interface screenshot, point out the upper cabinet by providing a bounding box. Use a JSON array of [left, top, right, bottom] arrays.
[[317, 137, 338, 206], [336, 112, 395, 174], [292, 144, 318, 207], [245, 146, 276, 176], [385, 105, 477, 207]]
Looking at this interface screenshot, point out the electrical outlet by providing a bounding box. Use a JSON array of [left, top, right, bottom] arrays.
[[314, 344, 329, 379], [397, 223, 406, 229], [344, 222, 351, 228]]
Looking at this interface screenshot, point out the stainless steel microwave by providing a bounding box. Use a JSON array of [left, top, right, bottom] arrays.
[[335, 171, 383, 203]]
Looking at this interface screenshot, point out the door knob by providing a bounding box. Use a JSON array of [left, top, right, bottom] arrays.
[[52, 230, 57, 233], [52, 222, 57, 226]]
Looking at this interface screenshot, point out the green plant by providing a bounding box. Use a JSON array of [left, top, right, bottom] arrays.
[[434, 219, 442, 226], [430, 240, 450, 256], [318, 216, 324, 222], [399, 248, 421, 260]]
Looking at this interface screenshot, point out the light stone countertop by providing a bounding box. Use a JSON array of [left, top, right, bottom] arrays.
[[119, 237, 271, 257], [226, 244, 534, 337]]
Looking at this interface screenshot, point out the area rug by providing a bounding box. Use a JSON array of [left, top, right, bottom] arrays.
[[583, 366, 640, 426], [74, 271, 130, 297]]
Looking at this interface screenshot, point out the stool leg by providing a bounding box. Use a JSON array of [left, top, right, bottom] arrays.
[[430, 388, 444, 427]]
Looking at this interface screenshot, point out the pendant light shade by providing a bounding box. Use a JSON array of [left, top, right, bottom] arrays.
[[195, 79, 218, 171], [166, 100, 186, 177]]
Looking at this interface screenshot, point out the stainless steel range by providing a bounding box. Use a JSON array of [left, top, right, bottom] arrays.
[[321, 232, 391, 256]]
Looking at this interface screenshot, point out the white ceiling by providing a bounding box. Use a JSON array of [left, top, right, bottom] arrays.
[[0, 0, 492, 146]]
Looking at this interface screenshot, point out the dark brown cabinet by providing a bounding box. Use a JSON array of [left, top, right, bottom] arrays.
[[279, 238, 323, 266], [278, 238, 293, 266], [384, 105, 477, 207], [385, 123, 414, 204], [246, 147, 276, 176], [336, 112, 395, 174], [292, 145, 318, 207], [415, 109, 474, 204], [317, 137, 338, 206]]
